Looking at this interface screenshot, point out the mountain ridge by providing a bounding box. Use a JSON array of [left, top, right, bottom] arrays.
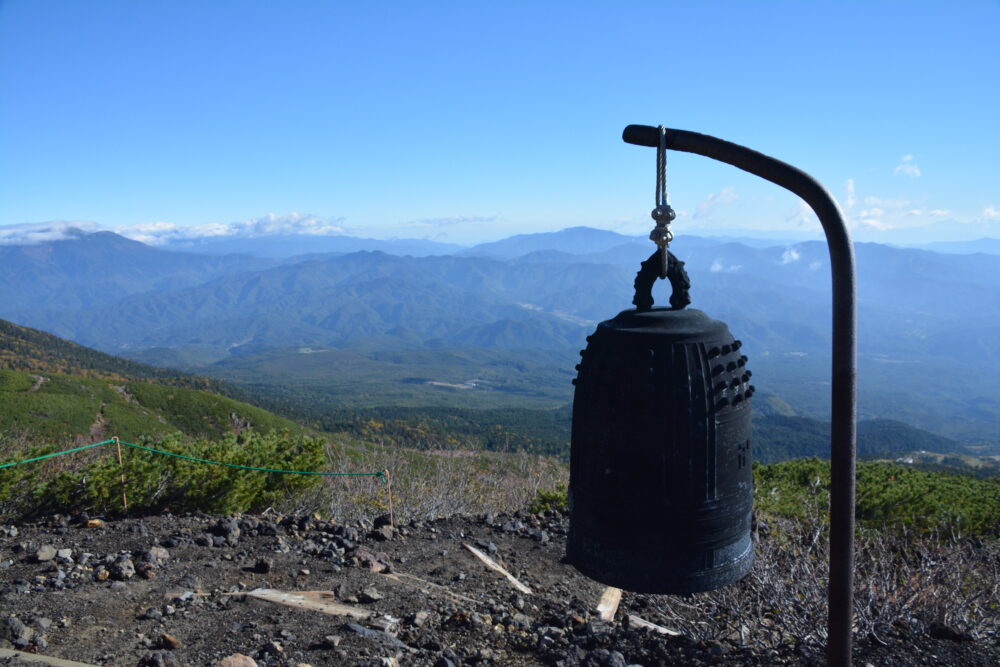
[[2, 227, 998, 448], [0, 319, 314, 447]]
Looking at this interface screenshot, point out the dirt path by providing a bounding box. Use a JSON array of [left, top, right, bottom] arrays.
[[112, 385, 138, 405], [87, 405, 108, 442], [26, 375, 48, 393]]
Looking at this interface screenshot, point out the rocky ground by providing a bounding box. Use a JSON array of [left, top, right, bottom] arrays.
[[1, 511, 997, 666]]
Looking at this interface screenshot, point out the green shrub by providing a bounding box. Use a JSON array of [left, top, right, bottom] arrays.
[[127, 381, 308, 439], [101, 401, 172, 443], [529, 483, 568, 514], [754, 458, 1000, 537], [0, 370, 34, 392], [0, 430, 326, 517]]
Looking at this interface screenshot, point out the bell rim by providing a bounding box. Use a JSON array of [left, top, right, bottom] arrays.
[[598, 307, 732, 341]]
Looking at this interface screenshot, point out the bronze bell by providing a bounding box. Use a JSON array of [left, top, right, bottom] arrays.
[[567, 250, 755, 594]]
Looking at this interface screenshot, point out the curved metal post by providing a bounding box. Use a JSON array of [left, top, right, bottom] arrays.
[[623, 125, 857, 667]]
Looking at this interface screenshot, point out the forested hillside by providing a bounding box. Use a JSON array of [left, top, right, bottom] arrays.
[[0, 317, 225, 390], [2, 317, 991, 477], [0, 367, 311, 446], [0, 318, 311, 446]]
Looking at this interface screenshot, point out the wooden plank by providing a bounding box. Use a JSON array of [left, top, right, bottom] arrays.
[[462, 543, 533, 595], [242, 588, 373, 619], [0, 649, 100, 667], [596, 586, 622, 621], [628, 614, 683, 636]]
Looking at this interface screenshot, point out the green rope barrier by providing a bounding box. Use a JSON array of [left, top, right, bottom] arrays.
[[0, 439, 115, 470], [0, 438, 386, 483]]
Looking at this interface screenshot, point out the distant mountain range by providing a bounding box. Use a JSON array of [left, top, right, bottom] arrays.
[[1, 226, 998, 449], [911, 238, 1000, 255], [0, 231, 282, 313], [11, 251, 604, 354], [461, 226, 642, 259], [160, 232, 464, 258]]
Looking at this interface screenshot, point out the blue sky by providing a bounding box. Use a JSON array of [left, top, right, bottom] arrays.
[[1, 1, 998, 245]]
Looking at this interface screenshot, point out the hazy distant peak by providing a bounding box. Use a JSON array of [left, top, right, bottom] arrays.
[[0, 229, 171, 255], [464, 226, 640, 259], [908, 237, 1000, 256], [0, 220, 101, 245]]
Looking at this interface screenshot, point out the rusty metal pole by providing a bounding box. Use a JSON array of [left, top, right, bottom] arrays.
[[622, 125, 857, 667]]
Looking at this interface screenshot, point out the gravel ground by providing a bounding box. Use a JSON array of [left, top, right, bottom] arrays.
[[1, 511, 997, 666]]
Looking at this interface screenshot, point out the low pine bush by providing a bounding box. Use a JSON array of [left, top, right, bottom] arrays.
[[0, 430, 326, 517], [529, 484, 568, 514]]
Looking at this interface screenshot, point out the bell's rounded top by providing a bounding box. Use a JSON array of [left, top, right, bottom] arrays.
[[600, 307, 731, 342]]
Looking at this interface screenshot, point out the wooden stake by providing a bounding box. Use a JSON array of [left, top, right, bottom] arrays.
[[113, 436, 128, 512], [384, 468, 394, 527], [596, 586, 622, 621]]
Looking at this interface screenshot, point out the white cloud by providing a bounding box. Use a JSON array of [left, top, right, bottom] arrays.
[[785, 200, 819, 228], [113, 221, 185, 245], [855, 215, 891, 231], [859, 207, 884, 219], [114, 213, 347, 245], [840, 188, 951, 233], [230, 213, 346, 236], [710, 258, 742, 273], [693, 186, 738, 219], [894, 155, 921, 178], [864, 196, 910, 208], [844, 179, 856, 210], [0, 220, 100, 245], [851, 202, 892, 231], [780, 247, 801, 264], [982, 205, 1000, 220], [899, 207, 948, 218], [809, 261, 822, 271]]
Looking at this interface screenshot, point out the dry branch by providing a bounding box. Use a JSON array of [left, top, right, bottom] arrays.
[[463, 542, 533, 594], [241, 588, 373, 619]]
